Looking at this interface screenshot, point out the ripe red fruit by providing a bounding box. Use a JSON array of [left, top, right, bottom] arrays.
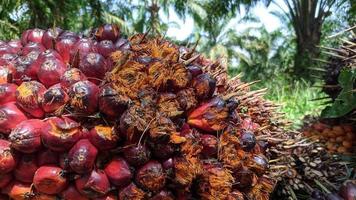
[[32, 193, 57, 200], [14, 154, 38, 183], [95, 193, 117, 200], [0, 173, 12, 188], [0, 83, 17, 105], [118, 183, 145, 200], [21, 29, 31, 45], [97, 40, 115, 58], [3, 181, 33, 200], [42, 27, 63, 49], [0, 65, 14, 84], [0, 139, 17, 174], [150, 142, 175, 160], [200, 134, 218, 158], [0, 44, 17, 55], [9, 119, 44, 153], [33, 166, 68, 195], [56, 37, 78, 63], [37, 149, 59, 166], [233, 167, 257, 189], [0, 53, 17, 65], [246, 154, 268, 175], [89, 125, 118, 150], [26, 28, 45, 44], [68, 139, 98, 174], [70, 38, 97, 66], [192, 73, 216, 99], [240, 131, 256, 152], [38, 58, 67, 88], [75, 169, 110, 198], [60, 68, 87, 89], [339, 181, 356, 200], [0, 102, 28, 134], [22, 42, 45, 56], [123, 145, 151, 167], [79, 52, 107, 84], [187, 65, 203, 77], [98, 84, 128, 118], [150, 190, 174, 200], [13, 56, 36, 84], [95, 24, 120, 42], [68, 80, 99, 114], [135, 161, 166, 192], [114, 38, 130, 51], [42, 117, 82, 152], [7, 39, 22, 52], [42, 84, 69, 113], [104, 157, 132, 188], [15, 81, 46, 118], [61, 185, 89, 200]]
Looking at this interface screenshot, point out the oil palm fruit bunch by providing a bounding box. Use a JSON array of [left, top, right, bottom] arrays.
[[0, 24, 295, 199]]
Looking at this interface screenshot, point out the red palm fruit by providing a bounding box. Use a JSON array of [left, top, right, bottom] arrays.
[[42, 117, 82, 152], [0, 53, 17, 64], [68, 139, 98, 174], [38, 58, 67, 87], [96, 193, 117, 200], [37, 149, 59, 166], [3, 182, 33, 200], [0, 173, 12, 188], [26, 28, 45, 44], [61, 185, 89, 200], [240, 131, 256, 152], [21, 29, 31, 45], [0, 102, 28, 134], [31, 193, 57, 200], [114, 38, 130, 51], [187, 65, 203, 77], [118, 183, 145, 200], [0, 44, 17, 55], [42, 84, 69, 113], [70, 38, 97, 66], [97, 40, 115, 58], [13, 56, 36, 84], [150, 190, 174, 200], [79, 52, 107, 84], [89, 125, 119, 150], [42, 27, 63, 49], [339, 181, 356, 200], [56, 37, 78, 63], [123, 145, 151, 167], [95, 24, 120, 42], [104, 157, 132, 188], [150, 142, 175, 160], [0, 65, 14, 84], [68, 80, 99, 114], [0, 83, 17, 105], [8, 40, 22, 52], [98, 84, 128, 118], [0, 139, 17, 174], [135, 161, 166, 192], [246, 154, 268, 176], [75, 169, 110, 198], [14, 154, 38, 183], [233, 167, 257, 189], [9, 119, 44, 153], [15, 81, 46, 118], [192, 73, 216, 99], [188, 97, 228, 132], [58, 31, 79, 40], [22, 42, 45, 55], [200, 134, 218, 158], [33, 166, 68, 194], [60, 68, 87, 89]]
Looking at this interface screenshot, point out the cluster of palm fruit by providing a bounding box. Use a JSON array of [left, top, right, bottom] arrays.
[[302, 119, 355, 154], [0, 24, 293, 199]]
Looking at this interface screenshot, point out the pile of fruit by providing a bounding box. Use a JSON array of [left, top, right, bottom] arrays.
[[302, 120, 355, 154], [0, 24, 292, 199]]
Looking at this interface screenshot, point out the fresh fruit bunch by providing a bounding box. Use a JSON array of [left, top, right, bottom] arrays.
[[302, 120, 355, 154], [0, 24, 290, 199]]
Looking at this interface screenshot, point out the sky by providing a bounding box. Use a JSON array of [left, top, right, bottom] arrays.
[[163, 1, 287, 41]]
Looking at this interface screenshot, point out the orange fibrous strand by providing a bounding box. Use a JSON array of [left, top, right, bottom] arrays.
[[219, 131, 246, 169], [174, 156, 202, 187], [246, 177, 275, 200], [95, 125, 114, 140], [157, 93, 182, 117], [17, 83, 39, 107], [149, 114, 176, 139]]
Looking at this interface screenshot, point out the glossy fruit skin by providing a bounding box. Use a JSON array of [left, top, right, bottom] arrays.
[[0, 102, 28, 134], [14, 154, 38, 183], [97, 40, 115, 58], [13, 56, 36, 84], [68, 139, 98, 174], [192, 73, 216, 99], [42, 27, 63, 49], [68, 80, 99, 114], [0, 173, 12, 188], [3, 181, 32, 200], [123, 145, 151, 167], [38, 58, 67, 88], [56, 37, 78, 63], [240, 131, 256, 152], [0, 139, 17, 174], [79, 52, 107, 84], [104, 157, 132, 188], [70, 38, 97, 65], [9, 119, 44, 153], [25, 28, 45, 44], [33, 166, 68, 195], [135, 161, 166, 192], [95, 24, 120, 42], [98, 84, 128, 118], [15, 81, 46, 118], [22, 42, 45, 56], [42, 84, 69, 113], [75, 169, 110, 198], [89, 126, 119, 150], [339, 181, 356, 200], [200, 134, 218, 158], [7, 40, 22, 52], [42, 117, 82, 152], [61, 185, 89, 200], [0, 83, 17, 105], [37, 149, 59, 166]]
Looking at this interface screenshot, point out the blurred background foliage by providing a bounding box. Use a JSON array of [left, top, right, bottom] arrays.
[[0, 0, 355, 127]]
